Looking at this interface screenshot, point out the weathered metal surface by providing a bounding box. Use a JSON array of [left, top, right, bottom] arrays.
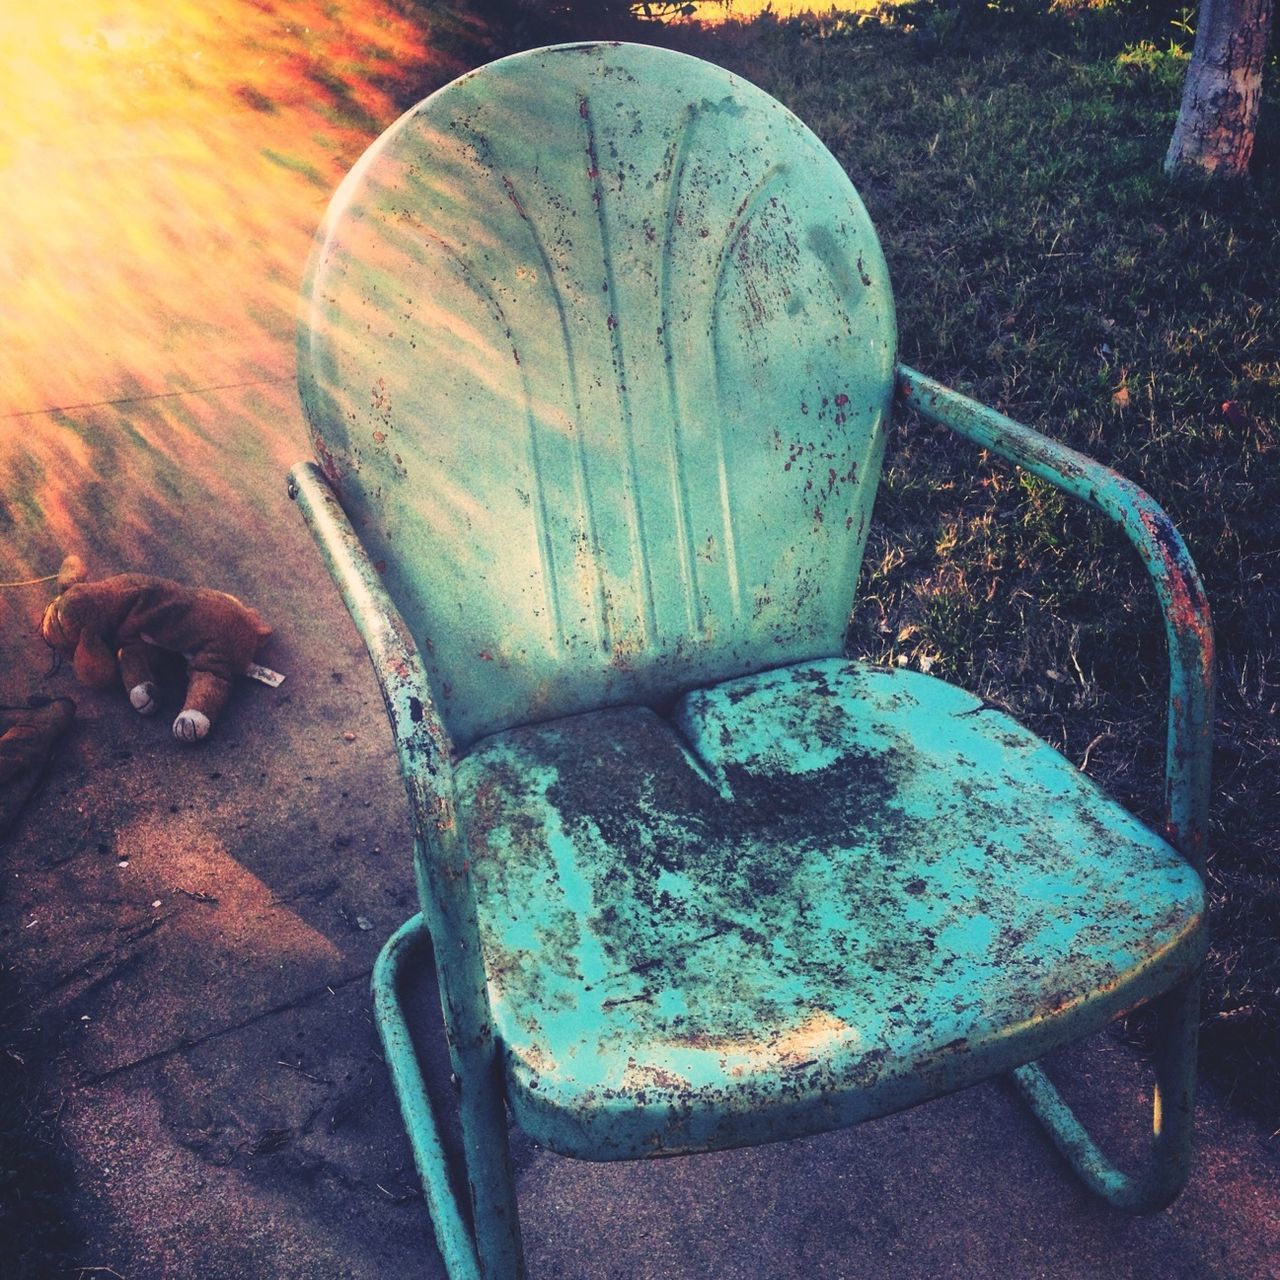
[[297, 41, 896, 749], [290, 41, 1216, 1276], [457, 659, 1205, 1161], [896, 367, 1214, 871], [892, 368, 1214, 1216]]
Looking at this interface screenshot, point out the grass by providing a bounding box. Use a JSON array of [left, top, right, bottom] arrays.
[[673, 4, 1279, 1125]]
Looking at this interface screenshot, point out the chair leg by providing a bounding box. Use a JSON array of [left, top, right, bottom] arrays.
[[373, 915, 526, 1278], [1011, 974, 1200, 1213]]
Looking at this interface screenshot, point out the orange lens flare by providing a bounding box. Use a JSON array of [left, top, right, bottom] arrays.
[[0, 1, 458, 596], [1, 1, 438, 420]]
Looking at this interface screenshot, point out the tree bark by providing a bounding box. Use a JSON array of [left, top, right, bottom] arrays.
[[1164, 0, 1275, 182]]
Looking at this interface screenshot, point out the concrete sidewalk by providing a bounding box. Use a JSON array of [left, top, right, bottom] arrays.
[[2, 5, 1276, 1277]]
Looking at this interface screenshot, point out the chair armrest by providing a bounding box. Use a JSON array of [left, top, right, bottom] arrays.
[[287, 462, 459, 838], [288, 462, 495, 1020], [894, 366, 1214, 872], [290, 462, 508, 1181]]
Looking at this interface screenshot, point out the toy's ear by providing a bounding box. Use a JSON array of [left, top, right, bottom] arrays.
[[41, 557, 91, 651], [72, 630, 118, 689], [40, 597, 73, 652], [57, 555, 88, 592]]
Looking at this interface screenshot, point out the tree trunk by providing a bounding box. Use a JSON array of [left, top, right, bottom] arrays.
[[1164, 0, 1275, 182]]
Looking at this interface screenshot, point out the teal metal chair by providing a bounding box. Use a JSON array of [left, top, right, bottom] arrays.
[[289, 42, 1213, 1278]]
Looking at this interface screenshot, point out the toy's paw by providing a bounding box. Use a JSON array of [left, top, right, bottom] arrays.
[[172, 709, 211, 743], [129, 682, 159, 716]]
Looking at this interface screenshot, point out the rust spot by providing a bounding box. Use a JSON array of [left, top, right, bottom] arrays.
[[1137, 507, 1214, 680], [502, 175, 527, 220]]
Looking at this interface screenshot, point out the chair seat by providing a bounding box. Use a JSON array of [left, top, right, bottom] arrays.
[[455, 659, 1204, 1160]]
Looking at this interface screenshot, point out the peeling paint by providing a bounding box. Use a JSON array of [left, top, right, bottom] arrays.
[[456, 659, 1204, 1160]]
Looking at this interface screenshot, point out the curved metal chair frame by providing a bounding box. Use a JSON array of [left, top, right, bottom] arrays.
[[289, 43, 1213, 1279]]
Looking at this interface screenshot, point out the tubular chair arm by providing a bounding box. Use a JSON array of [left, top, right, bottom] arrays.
[[895, 366, 1214, 872], [289, 460, 522, 1276], [287, 462, 459, 839], [287, 461, 487, 1042]]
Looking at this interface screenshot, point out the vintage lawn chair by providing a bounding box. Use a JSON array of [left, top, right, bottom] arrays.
[[290, 42, 1213, 1278]]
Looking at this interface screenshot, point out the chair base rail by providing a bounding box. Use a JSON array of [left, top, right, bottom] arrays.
[[374, 917, 1199, 1280], [1011, 975, 1200, 1214]]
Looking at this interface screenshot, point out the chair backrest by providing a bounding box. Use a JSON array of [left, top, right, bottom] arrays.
[[298, 42, 897, 748]]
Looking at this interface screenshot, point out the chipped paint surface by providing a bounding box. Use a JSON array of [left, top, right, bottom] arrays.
[[456, 660, 1204, 1160], [896, 367, 1214, 871], [289, 44, 1218, 1271], [297, 42, 896, 749]]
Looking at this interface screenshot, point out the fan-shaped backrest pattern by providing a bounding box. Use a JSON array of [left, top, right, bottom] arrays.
[[299, 42, 897, 747]]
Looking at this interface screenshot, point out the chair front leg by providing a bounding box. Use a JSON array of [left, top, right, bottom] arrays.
[[374, 915, 526, 1280]]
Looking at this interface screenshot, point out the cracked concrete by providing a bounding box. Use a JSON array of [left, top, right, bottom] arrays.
[[1, 3, 1277, 1278]]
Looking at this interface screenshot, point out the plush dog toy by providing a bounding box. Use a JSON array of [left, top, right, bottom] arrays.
[[41, 556, 271, 743]]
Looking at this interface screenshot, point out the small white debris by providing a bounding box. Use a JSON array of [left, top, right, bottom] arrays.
[[356, 916, 373, 931], [151, 900, 162, 909], [118, 860, 130, 868]]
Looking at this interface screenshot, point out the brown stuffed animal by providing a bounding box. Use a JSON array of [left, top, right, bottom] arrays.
[[41, 556, 270, 743]]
